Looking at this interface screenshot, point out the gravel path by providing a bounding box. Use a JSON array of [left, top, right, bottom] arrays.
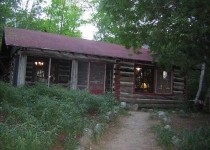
[[93, 111, 162, 150]]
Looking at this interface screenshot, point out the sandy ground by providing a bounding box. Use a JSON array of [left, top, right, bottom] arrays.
[[92, 111, 162, 150]]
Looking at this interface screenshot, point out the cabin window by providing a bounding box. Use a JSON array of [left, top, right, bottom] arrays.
[[25, 57, 48, 83], [155, 70, 172, 94], [34, 61, 45, 80], [26, 57, 71, 86], [77, 61, 106, 94], [50, 59, 71, 86], [134, 65, 154, 93]]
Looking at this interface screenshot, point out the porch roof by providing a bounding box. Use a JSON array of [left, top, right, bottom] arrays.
[[4, 27, 153, 62]]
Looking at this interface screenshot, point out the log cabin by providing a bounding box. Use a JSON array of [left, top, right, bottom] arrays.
[[0, 27, 186, 108]]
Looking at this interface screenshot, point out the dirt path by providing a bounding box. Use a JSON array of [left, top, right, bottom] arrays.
[[92, 111, 162, 150]]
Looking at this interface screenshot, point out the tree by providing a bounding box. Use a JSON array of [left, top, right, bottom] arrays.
[[95, 0, 210, 101], [0, 0, 21, 38], [0, 0, 84, 39], [44, 0, 83, 37], [6, 0, 46, 30]]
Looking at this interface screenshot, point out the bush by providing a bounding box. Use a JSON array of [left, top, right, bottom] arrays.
[[180, 127, 210, 150], [151, 125, 176, 150], [152, 123, 210, 150], [0, 82, 119, 150]]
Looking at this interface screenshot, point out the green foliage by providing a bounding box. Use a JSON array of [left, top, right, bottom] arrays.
[[187, 69, 200, 100], [94, 0, 210, 70], [152, 124, 210, 150], [0, 82, 119, 150], [0, 0, 84, 40], [0, 0, 21, 38], [44, 0, 83, 37], [180, 127, 210, 150], [151, 125, 175, 150]]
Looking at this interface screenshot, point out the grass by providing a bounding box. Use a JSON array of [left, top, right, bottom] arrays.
[[0, 82, 120, 150], [151, 125, 176, 150], [151, 113, 210, 150], [180, 127, 210, 150]]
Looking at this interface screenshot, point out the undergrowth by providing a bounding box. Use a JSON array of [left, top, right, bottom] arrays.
[[152, 117, 210, 150], [0, 82, 119, 150]]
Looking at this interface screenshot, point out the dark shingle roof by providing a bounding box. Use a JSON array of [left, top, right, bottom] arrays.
[[4, 27, 153, 62]]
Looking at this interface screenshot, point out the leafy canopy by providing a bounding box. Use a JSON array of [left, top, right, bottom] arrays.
[[94, 0, 210, 70], [0, 0, 84, 38]]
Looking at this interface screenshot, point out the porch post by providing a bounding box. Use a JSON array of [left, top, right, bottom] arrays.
[[70, 59, 78, 89], [17, 54, 27, 86], [47, 58, 51, 87], [114, 63, 120, 101]]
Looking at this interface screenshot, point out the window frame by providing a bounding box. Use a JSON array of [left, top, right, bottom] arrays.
[[155, 69, 173, 95], [134, 64, 155, 94]]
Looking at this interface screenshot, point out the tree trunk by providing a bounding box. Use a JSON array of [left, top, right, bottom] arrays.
[[194, 62, 206, 103]]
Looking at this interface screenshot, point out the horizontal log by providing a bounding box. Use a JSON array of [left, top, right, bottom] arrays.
[[137, 104, 183, 108], [119, 61, 134, 66], [120, 66, 134, 70], [120, 97, 183, 104], [173, 86, 184, 91], [173, 72, 182, 76], [120, 92, 176, 100], [173, 91, 184, 94], [20, 49, 116, 63], [120, 87, 133, 93], [135, 62, 155, 66], [174, 82, 184, 86], [120, 77, 134, 82], [174, 77, 185, 82], [120, 81, 133, 84], [120, 71, 134, 75], [120, 81, 133, 86], [120, 92, 181, 100]]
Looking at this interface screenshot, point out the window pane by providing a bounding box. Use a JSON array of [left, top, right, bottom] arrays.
[[156, 70, 172, 94], [135, 65, 154, 93], [25, 57, 48, 83]]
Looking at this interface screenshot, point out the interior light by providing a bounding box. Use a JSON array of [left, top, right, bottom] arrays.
[[140, 82, 148, 89], [136, 67, 141, 71], [35, 61, 44, 66]]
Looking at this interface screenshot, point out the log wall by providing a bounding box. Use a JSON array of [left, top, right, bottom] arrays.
[[113, 61, 185, 108]]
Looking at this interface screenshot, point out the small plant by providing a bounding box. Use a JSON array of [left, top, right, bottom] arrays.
[[151, 125, 176, 150]]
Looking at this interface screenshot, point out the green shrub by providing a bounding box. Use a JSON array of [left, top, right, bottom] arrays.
[[152, 122, 210, 150], [151, 125, 176, 150], [180, 127, 210, 150], [0, 82, 119, 150]]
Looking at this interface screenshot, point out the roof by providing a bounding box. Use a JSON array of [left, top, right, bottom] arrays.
[[4, 27, 153, 62]]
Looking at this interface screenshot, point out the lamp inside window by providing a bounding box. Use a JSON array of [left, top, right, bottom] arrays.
[[34, 61, 44, 66]]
